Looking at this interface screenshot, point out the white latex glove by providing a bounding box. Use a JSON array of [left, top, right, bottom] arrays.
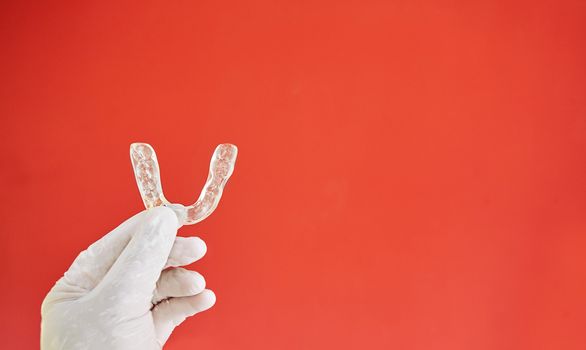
[[41, 207, 216, 350]]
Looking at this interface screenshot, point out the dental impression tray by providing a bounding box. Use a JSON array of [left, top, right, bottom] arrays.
[[130, 143, 238, 225]]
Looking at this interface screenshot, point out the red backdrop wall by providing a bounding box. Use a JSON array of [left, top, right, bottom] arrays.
[[1, 1, 585, 349]]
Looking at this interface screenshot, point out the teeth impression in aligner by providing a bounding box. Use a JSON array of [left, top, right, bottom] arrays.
[[130, 142, 238, 225]]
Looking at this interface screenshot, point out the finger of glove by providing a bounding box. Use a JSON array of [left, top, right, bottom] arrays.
[[152, 268, 206, 304], [165, 237, 207, 268], [96, 206, 179, 312], [60, 210, 148, 291], [153, 289, 216, 345]]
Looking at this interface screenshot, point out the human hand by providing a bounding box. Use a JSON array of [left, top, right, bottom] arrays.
[[41, 207, 215, 349]]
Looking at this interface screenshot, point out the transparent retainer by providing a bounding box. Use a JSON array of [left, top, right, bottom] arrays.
[[130, 143, 238, 225]]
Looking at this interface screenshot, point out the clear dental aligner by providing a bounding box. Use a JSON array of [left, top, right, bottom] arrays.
[[130, 142, 238, 225]]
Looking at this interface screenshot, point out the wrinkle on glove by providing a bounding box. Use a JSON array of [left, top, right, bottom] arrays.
[[41, 207, 215, 350]]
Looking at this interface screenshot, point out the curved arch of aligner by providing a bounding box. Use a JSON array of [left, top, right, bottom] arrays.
[[130, 142, 238, 225]]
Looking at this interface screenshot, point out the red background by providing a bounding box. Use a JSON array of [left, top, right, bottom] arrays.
[[1, 1, 585, 349]]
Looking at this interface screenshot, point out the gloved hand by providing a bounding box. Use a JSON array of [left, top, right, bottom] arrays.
[[41, 206, 216, 350]]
